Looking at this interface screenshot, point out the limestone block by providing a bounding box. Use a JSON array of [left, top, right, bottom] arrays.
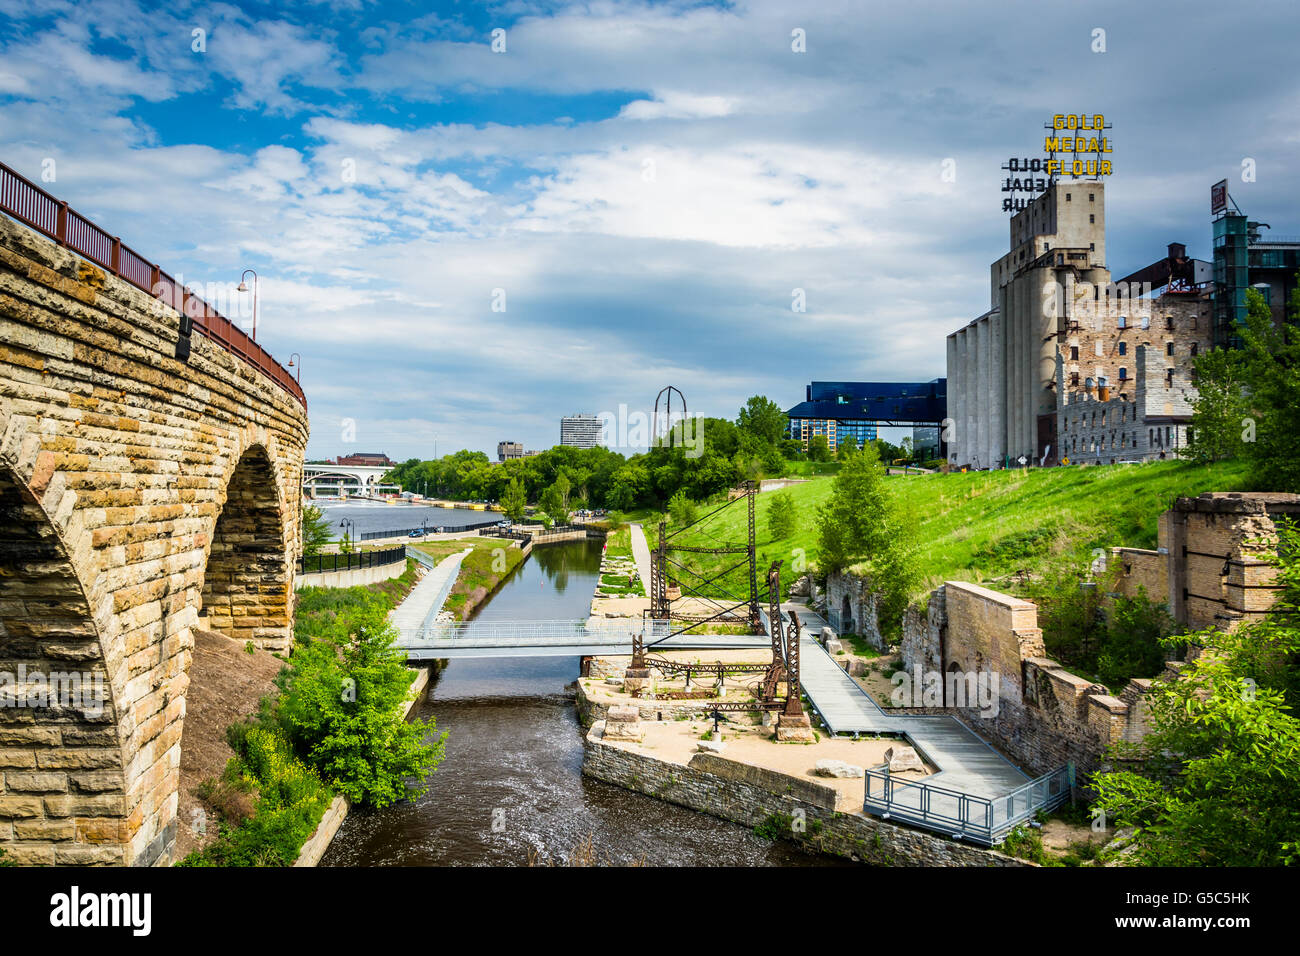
[[883, 746, 925, 773], [696, 740, 726, 754], [813, 759, 864, 778], [775, 713, 815, 743]]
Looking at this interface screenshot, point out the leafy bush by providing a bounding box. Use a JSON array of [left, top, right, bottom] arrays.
[[766, 491, 797, 539], [1096, 588, 1177, 687], [275, 605, 446, 808], [1092, 522, 1300, 866], [178, 724, 333, 867], [668, 490, 697, 527]]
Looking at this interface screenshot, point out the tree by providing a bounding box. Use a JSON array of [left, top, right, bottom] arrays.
[[501, 477, 527, 522], [1237, 284, 1300, 491], [301, 504, 332, 557], [541, 473, 572, 524], [736, 395, 788, 447], [767, 491, 797, 539], [668, 489, 697, 527], [807, 434, 832, 462], [1184, 346, 1249, 463], [815, 441, 919, 636], [837, 434, 859, 460], [1186, 282, 1300, 490], [1091, 522, 1300, 865], [274, 606, 447, 808]]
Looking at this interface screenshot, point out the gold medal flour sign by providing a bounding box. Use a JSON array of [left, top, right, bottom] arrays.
[[1001, 113, 1114, 212], [1044, 113, 1114, 178]]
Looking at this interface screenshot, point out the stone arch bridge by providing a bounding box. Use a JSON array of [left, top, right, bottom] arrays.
[[0, 182, 308, 865]]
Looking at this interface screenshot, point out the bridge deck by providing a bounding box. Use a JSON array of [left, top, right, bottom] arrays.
[[784, 603, 1030, 799]]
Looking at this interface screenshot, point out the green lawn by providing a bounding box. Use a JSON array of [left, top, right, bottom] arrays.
[[413, 538, 527, 619], [658, 459, 1254, 599]]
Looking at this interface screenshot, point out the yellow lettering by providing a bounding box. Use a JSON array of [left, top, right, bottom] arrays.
[[1053, 114, 1066, 130], [1045, 137, 1062, 152], [1100, 160, 1113, 175]]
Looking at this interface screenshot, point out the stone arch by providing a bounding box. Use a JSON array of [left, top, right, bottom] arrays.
[[0, 465, 129, 865], [199, 442, 293, 652]]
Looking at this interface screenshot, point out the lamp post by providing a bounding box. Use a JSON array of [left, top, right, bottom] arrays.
[[236, 269, 259, 341], [287, 352, 301, 383], [340, 518, 354, 551]]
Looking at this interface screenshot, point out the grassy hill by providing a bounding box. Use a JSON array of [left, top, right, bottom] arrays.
[[657, 459, 1254, 599]]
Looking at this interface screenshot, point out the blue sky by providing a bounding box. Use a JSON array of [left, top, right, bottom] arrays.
[[2, 0, 1297, 460]]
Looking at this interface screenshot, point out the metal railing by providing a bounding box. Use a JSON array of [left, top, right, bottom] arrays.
[[360, 519, 501, 541], [863, 764, 1073, 845], [0, 159, 305, 409], [402, 619, 674, 648], [298, 546, 406, 575]]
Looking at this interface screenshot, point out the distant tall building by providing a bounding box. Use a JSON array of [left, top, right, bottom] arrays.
[[560, 414, 602, 449], [497, 441, 523, 461]]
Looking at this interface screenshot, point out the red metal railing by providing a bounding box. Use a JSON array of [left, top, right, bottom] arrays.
[[0, 160, 306, 410]]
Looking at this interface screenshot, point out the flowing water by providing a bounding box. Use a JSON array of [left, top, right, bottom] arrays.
[[321, 539, 837, 866]]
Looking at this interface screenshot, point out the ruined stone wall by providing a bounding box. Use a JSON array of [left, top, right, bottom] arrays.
[[825, 569, 884, 649], [900, 581, 1147, 778], [1165, 492, 1299, 633], [1109, 546, 1167, 603], [0, 212, 308, 865], [582, 730, 1027, 867]]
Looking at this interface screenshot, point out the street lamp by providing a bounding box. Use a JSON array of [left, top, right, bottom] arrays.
[[339, 517, 355, 550], [287, 352, 301, 383], [236, 269, 259, 341]]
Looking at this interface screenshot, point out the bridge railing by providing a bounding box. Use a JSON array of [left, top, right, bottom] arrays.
[[402, 619, 673, 647], [361, 519, 501, 541], [298, 546, 406, 575], [862, 764, 1073, 845], [0, 159, 305, 409]]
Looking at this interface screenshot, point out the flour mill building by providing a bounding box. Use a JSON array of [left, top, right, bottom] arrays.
[[946, 181, 1215, 468]]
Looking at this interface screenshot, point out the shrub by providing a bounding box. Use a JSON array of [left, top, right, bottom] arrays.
[[178, 724, 332, 867], [274, 605, 446, 808]]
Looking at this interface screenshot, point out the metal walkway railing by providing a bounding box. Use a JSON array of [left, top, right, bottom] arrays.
[[863, 764, 1074, 845], [0, 160, 305, 408]]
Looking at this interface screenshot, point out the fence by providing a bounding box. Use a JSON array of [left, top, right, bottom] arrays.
[[862, 763, 1074, 845], [0, 160, 305, 409], [359, 519, 501, 541], [297, 546, 406, 575], [405, 618, 673, 647]]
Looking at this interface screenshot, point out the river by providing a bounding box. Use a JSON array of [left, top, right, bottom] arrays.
[[321, 538, 837, 866], [313, 498, 489, 539]]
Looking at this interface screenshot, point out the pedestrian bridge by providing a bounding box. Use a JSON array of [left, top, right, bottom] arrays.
[[397, 620, 770, 659]]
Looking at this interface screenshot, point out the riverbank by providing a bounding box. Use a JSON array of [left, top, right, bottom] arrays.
[[412, 537, 529, 619]]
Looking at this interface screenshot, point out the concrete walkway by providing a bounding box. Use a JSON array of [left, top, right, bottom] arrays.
[[390, 547, 471, 635], [628, 523, 653, 592], [783, 602, 1030, 799]]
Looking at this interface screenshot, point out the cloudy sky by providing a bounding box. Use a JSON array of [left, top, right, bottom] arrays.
[[1, 0, 1296, 460]]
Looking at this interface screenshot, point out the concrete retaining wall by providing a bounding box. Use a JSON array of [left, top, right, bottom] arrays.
[[296, 558, 407, 590]]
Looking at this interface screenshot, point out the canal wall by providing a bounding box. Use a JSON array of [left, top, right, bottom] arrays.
[[294, 666, 431, 867], [581, 726, 1026, 867], [296, 559, 407, 590]]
